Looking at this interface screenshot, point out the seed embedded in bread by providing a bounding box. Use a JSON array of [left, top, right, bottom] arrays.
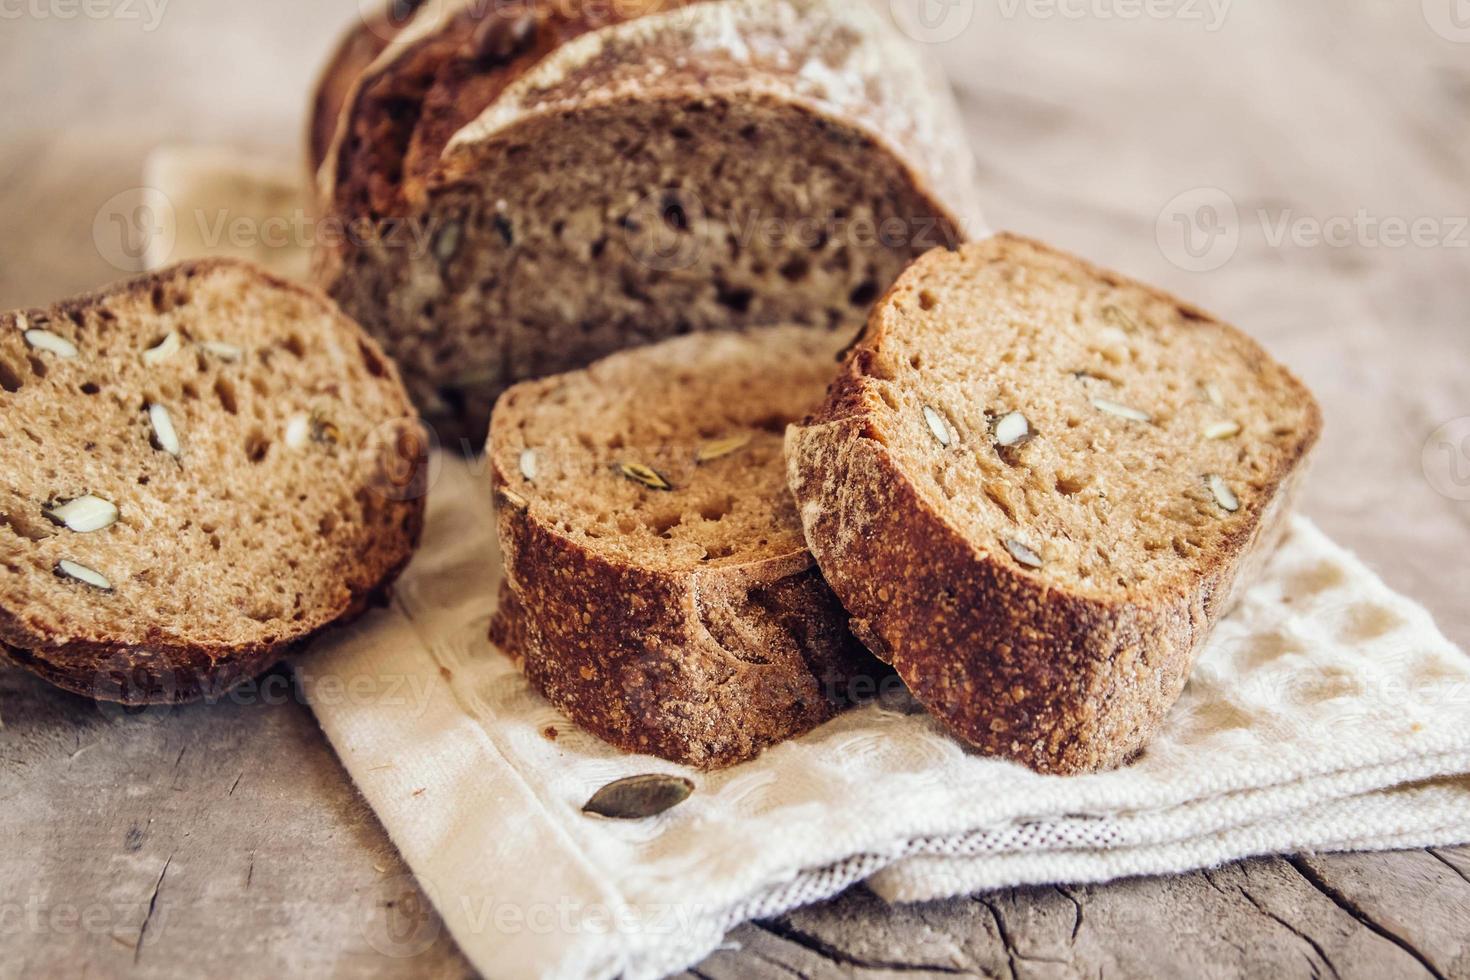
[[1092, 398, 1152, 423], [142, 331, 182, 365], [285, 413, 311, 450], [54, 559, 112, 591], [1207, 474, 1240, 513], [1203, 421, 1242, 440], [147, 403, 181, 457], [199, 340, 243, 362], [24, 329, 78, 358], [923, 405, 952, 446], [44, 495, 120, 533], [695, 434, 752, 463], [617, 461, 672, 491], [1004, 538, 1044, 568], [993, 411, 1034, 448], [518, 449, 537, 481]]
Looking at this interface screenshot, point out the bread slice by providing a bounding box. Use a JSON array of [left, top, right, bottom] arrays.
[[786, 235, 1323, 774], [314, 0, 982, 446], [488, 326, 881, 768], [0, 259, 427, 704]]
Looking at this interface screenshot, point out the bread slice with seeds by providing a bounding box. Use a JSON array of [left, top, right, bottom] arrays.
[[0, 259, 427, 704], [786, 234, 1322, 774], [489, 326, 881, 768]]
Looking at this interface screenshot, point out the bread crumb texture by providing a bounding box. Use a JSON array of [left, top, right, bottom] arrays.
[[0, 260, 426, 703], [490, 327, 883, 768], [788, 234, 1322, 774]]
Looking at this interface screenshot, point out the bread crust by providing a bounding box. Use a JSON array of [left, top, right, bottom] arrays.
[[0, 259, 427, 705], [492, 498, 872, 768], [786, 235, 1323, 774]]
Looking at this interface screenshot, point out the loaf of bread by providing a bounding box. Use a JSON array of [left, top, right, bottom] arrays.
[[786, 235, 1322, 774], [0, 260, 427, 704], [313, 0, 983, 444], [488, 326, 881, 768]]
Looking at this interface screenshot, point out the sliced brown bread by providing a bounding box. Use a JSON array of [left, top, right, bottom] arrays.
[[786, 235, 1323, 774], [489, 326, 882, 768], [314, 0, 982, 445], [0, 259, 427, 704]]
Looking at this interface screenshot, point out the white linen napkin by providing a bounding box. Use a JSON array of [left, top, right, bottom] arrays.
[[297, 458, 1470, 980], [146, 147, 1470, 980]]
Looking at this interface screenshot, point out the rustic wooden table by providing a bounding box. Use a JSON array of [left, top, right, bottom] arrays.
[[3, 1, 1468, 976]]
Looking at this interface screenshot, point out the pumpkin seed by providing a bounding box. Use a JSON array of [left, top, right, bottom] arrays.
[[24, 329, 78, 358], [695, 434, 752, 463], [44, 495, 119, 533], [618, 462, 673, 491], [582, 774, 694, 819], [1092, 398, 1152, 424], [55, 559, 112, 591], [922, 405, 952, 447], [1004, 538, 1045, 569], [1207, 474, 1240, 513], [141, 331, 182, 366], [993, 411, 1034, 448], [148, 404, 181, 457], [1101, 304, 1140, 334]]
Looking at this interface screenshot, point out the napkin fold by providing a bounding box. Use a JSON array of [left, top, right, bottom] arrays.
[[299, 459, 1470, 980]]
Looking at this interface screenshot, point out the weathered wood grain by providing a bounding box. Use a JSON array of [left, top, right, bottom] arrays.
[[2, 0, 1468, 977]]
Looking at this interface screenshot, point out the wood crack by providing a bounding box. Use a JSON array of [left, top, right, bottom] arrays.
[[1286, 857, 1447, 980], [1055, 886, 1084, 943], [974, 898, 1017, 980], [1428, 849, 1470, 888], [753, 919, 967, 974], [1235, 881, 1341, 980], [749, 948, 812, 980], [134, 853, 173, 965]]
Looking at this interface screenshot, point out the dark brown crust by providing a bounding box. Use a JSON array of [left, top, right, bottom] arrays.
[[0, 259, 427, 705], [787, 234, 1324, 775], [492, 497, 879, 769], [307, 4, 410, 180]]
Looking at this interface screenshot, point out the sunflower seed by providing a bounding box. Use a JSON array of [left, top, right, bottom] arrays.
[[24, 329, 77, 358], [1207, 474, 1240, 513], [148, 403, 181, 457], [993, 411, 1034, 448], [582, 774, 694, 819], [618, 462, 673, 491], [433, 221, 463, 262], [696, 433, 752, 463], [1092, 398, 1152, 424], [1005, 539, 1045, 569], [141, 331, 182, 366], [55, 559, 112, 591], [1203, 421, 1241, 440], [44, 495, 119, 533], [1203, 382, 1226, 408], [923, 405, 951, 447], [311, 413, 342, 446], [285, 414, 311, 450], [500, 488, 529, 510], [1101, 304, 1139, 333], [13, 313, 27, 332], [519, 449, 538, 481], [199, 340, 243, 362]]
